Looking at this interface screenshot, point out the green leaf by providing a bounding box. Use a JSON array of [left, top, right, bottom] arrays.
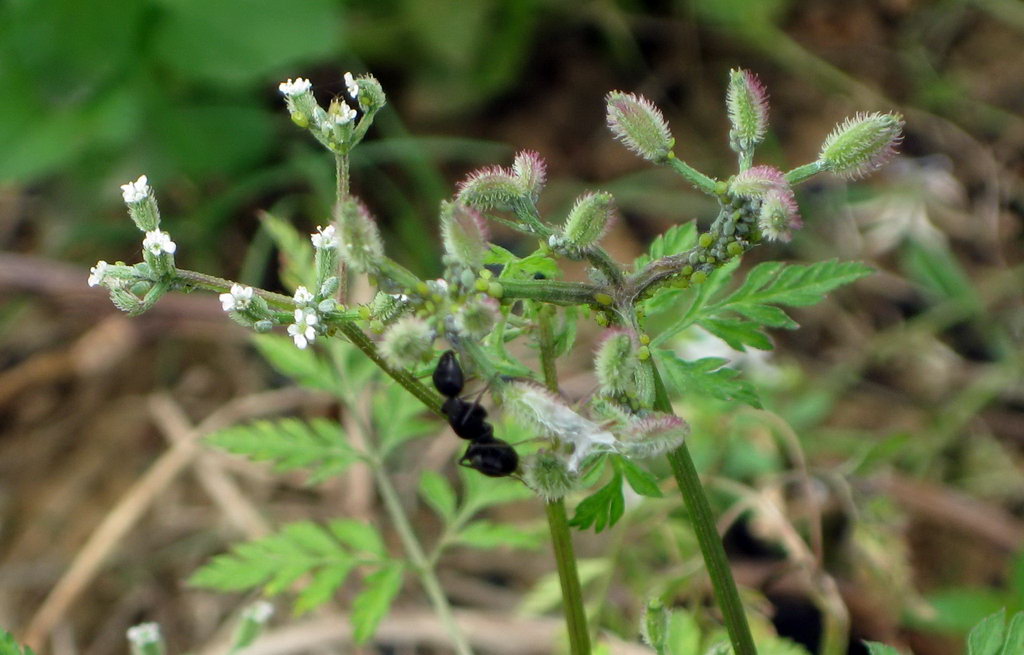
[[922, 588, 1005, 633], [863, 642, 902, 655], [252, 334, 340, 394], [635, 222, 698, 270], [655, 350, 761, 408], [329, 520, 387, 558], [259, 212, 317, 292], [552, 305, 579, 357], [455, 520, 543, 550], [419, 471, 457, 522], [615, 457, 663, 498], [714, 260, 872, 323], [374, 382, 434, 458], [351, 564, 404, 644], [0, 629, 36, 655], [697, 317, 773, 351], [295, 563, 353, 615], [486, 245, 560, 280], [189, 520, 353, 607], [569, 470, 625, 533], [208, 417, 356, 484], [900, 240, 976, 306], [519, 559, 609, 616], [968, 609, 1006, 655], [1002, 612, 1024, 655]]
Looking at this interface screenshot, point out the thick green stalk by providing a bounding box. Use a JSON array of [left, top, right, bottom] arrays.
[[372, 465, 474, 655], [785, 161, 824, 185], [649, 363, 757, 655], [501, 279, 601, 306], [538, 309, 592, 655]]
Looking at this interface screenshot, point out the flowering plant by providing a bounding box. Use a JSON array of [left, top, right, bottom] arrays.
[[90, 69, 902, 654]]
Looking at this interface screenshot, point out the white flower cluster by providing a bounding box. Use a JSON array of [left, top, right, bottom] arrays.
[[88, 260, 109, 287], [344, 72, 359, 98], [278, 77, 312, 96], [311, 224, 338, 249], [120, 174, 150, 204], [126, 622, 161, 646], [219, 283, 254, 312], [288, 286, 319, 349], [142, 229, 176, 256]]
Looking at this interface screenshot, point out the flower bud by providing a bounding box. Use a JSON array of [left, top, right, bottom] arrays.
[[278, 77, 318, 129], [456, 166, 521, 211], [605, 91, 674, 163], [120, 175, 161, 232], [819, 111, 904, 179], [441, 201, 489, 270], [618, 414, 689, 460], [512, 150, 547, 202], [561, 192, 615, 251], [352, 74, 386, 114], [728, 165, 787, 199], [757, 188, 802, 242], [454, 295, 499, 339], [594, 329, 638, 397], [640, 599, 671, 652], [522, 450, 578, 502], [380, 316, 435, 368], [337, 198, 385, 274], [726, 68, 769, 154]]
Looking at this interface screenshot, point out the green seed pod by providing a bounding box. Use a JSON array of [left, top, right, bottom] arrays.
[[605, 91, 674, 162], [456, 166, 522, 211], [618, 413, 689, 460], [562, 191, 615, 250], [513, 150, 547, 202], [819, 112, 904, 179], [455, 295, 499, 339], [522, 450, 577, 502], [728, 165, 787, 199], [380, 316, 434, 368], [726, 68, 769, 155], [594, 329, 638, 397], [440, 201, 489, 270], [337, 198, 385, 274]]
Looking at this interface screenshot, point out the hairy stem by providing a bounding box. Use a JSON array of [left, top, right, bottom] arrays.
[[501, 279, 601, 306], [785, 161, 824, 185], [538, 309, 592, 655], [372, 465, 474, 655], [650, 362, 757, 655], [665, 155, 719, 195]]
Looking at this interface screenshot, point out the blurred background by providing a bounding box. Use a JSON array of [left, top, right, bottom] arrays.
[[1, 0, 1022, 653]]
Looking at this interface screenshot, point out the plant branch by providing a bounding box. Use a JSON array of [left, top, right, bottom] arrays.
[[500, 279, 602, 306], [537, 309, 592, 655], [665, 155, 719, 195], [649, 361, 757, 655]]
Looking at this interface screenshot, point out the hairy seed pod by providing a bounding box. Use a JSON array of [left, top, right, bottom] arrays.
[[456, 166, 521, 211], [561, 191, 615, 250], [726, 68, 769, 154], [440, 201, 489, 270], [605, 91, 674, 163], [380, 316, 434, 368], [337, 198, 385, 274], [594, 328, 638, 397], [523, 451, 577, 501], [819, 112, 904, 179]]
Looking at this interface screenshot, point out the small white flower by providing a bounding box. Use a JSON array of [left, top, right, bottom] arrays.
[[293, 286, 314, 305], [344, 72, 359, 98], [331, 101, 357, 125], [120, 175, 150, 204], [288, 308, 319, 349], [88, 260, 109, 287], [219, 284, 254, 311], [142, 230, 176, 256], [278, 77, 312, 96], [126, 622, 161, 646], [243, 600, 275, 623], [311, 224, 338, 249]]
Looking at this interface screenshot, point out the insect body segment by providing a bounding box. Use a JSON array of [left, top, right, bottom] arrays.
[[432, 350, 518, 477]]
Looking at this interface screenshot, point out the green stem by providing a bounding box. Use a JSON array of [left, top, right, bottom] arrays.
[[335, 153, 350, 303], [545, 499, 592, 655], [785, 161, 824, 186], [537, 309, 592, 655], [372, 465, 474, 655], [665, 156, 719, 195], [174, 269, 296, 308], [649, 362, 757, 655], [501, 279, 601, 306]]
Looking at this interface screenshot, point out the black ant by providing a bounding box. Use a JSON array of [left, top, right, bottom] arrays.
[[432, 350, 518, 478]]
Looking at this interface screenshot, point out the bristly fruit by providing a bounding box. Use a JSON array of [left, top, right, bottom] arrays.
[[380, 316, 434, 368], [512, 150, 547, 203], [561, 191, 616, 251], [728, 165, 788, 199], [819, 111, 904, 179], [456, 166, 521, 212], [440, 201, 489, 271], [605, 91, 674, 163], [594, 328, 638, 397], [337, 198, 385, 274], [522, 450, 577, 501], [757, 188, 802, 242], [726, 68, 769, 155]]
